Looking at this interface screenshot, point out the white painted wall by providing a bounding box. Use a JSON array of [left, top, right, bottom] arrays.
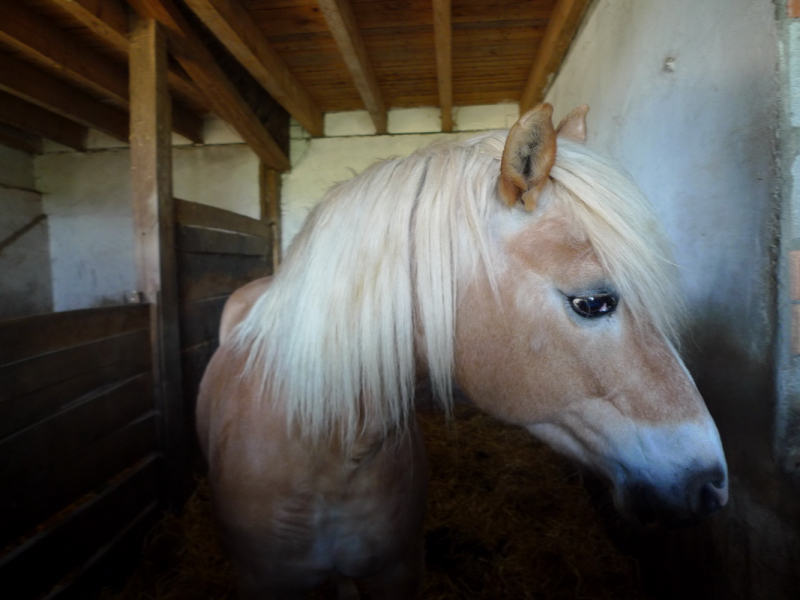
[[281, 104, 519, 251], [35, 118, 260, 311], [545, 1, 796, 597], [0, 144, 52, 319]]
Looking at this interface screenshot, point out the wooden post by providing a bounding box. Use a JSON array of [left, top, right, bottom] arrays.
[[129, 16, 188, 507], [260, 162, 282, 270]]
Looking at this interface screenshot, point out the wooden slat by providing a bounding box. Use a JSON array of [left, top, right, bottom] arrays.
[[432, 0, 453, 132], [175, 198, 272, 238], [183, 0, 323, 136], [0, 304, 149, 367], [0, 91, 87, 151], [0, 52, 129, 142], [0, 373, 153, 479], [181, 337, 219, 414], [50, 0, 210, 115], [0, 456, 159, 600], [129, 15, 189, 507], [0, 123, 42, 154], [1, 412, 157, 546], [177, 226, 270, 256], [179, 295, 228, 349], [0, 356, 150, 440], [128, 0, 290, 170], [520, 0, 591, 112], [0, 329, 150, 402], [260, 164, 282, 269], [0, 0, 203, 143], [177, 252, 270, 302], [317, 0, 388, 133]]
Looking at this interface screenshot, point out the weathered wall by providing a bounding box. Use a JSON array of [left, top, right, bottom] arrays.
[[282, 104, 519, 251], [547, 0, 799, 597], [34, 120, 260, 311], [0, 144, 52, 319]]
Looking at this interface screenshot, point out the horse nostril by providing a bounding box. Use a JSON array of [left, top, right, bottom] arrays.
[[689, 468, 727, 516], [700, 481, 724, 515]]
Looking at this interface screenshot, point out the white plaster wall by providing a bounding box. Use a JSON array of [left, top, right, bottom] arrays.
[[0, 144, 52, 319], [545, 1, 793, 596], [282, 103, 519, 251], [35, 118, 260, 311]]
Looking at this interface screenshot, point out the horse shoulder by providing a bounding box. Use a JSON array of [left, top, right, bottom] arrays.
[[219, 276, 273, 345]]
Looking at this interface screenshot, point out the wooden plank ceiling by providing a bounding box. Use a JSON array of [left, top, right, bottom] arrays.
[[0, 0, 591, 168]]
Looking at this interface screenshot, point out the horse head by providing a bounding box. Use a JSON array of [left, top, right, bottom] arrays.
[[454, 104, 728, 527]]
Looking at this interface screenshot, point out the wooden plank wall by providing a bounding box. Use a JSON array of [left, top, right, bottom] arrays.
[[175, 199, 273, 447], [0, 305, 161, 600]]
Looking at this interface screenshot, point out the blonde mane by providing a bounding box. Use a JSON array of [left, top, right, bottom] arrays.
[[233, 132, 684, 443]]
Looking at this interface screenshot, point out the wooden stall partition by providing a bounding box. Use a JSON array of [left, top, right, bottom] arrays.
[[0, 306, 161, 600], [174, 199, 273, 462]]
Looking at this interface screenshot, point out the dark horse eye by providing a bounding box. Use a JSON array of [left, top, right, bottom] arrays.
[[569, 293, 618, 318]]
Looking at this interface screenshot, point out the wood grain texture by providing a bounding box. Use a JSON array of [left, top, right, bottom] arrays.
[[260, 164, 282, 268], [317, 0, 387, 132], [179, 294, 229, 349], [184, 0, 323, 135], [175, 198, 272, 238], [128, 0, 290, 170], [0, 90, 87, 151], [520, 0, 591, 111], [177, 251, 270, 302], [177, 226, 270, 256], [432, 0, 453, 132]]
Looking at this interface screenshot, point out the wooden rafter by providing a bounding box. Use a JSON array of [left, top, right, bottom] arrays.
[[0, 91, 87, 151], [432, 0, 453, 132], [127, 0, 290, 170], [0, 0, 203, 143], [50, 0, 210, 115], [317, 0, 387, 134], [520, 0, 591, 112], [0, 123, 43, 155], [0, 52, 129, 142], [183, 0, 324, 137]]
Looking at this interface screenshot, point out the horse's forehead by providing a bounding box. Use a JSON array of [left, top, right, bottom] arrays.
[[506, 213, 605, 286]]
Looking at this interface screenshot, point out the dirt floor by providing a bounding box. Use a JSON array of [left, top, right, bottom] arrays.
[[97, 407, 646, 599]]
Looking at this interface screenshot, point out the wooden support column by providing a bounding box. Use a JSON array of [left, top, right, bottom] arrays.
[[129, 16, 188, 506], [260, 163, 282, 270]]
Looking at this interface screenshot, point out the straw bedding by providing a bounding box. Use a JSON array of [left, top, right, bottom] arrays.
[[97, 406, 645, 599]]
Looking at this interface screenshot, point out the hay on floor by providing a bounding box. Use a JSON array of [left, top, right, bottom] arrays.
[[97, 406, 644, 599]]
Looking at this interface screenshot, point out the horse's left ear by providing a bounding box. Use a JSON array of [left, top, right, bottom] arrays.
[[556, 105, 589, 142], [499, 104, 557, 211]]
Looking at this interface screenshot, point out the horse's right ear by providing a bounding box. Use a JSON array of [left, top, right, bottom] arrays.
[[498, 104, 557, 211], [556, 105, 589, 142]]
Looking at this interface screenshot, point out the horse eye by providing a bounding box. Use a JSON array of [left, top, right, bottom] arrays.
[[569, 293, 618, 318]]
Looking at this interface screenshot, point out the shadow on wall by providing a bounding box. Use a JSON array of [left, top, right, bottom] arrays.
[[590, 314, 800, 599]]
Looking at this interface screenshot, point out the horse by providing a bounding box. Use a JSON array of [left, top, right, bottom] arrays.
[[197, 104, 728, 599]]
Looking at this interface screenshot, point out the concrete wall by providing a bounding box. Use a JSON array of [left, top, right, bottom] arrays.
[[282, 104, 519, 251], [35, 120, 260, 311], [546, 0, 799, 597], [0, 144, 52, 319]]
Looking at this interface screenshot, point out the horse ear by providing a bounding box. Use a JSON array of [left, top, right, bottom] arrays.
[[498, 103, 557, 211], [556, 105, 589, 142]]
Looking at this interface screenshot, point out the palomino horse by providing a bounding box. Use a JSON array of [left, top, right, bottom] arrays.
[[197, 104, 728, 599]]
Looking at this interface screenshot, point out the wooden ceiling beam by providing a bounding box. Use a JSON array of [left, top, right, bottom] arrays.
[[0, 123, 43, 155], [183, 0, 323, 137], [127, 0, 290, 170], [432, 0, 453, 132], [0, 52, 129, 142], [0, 91, 87, 151], [520, 0, 591, 112], [0, 0, 202, 143], [50, 0, 210, 114], [317, 0, 387, 134]]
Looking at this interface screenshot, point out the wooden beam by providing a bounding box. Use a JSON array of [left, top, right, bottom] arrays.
[[128, 0, 290, 170], [0, 52, 129, 142], [432, 0, 453, 132], [520, 0, 591, 112], [129, 16, 188, 506], [183, 0, 323, 137], [317, 0, 387, 134], [0, 0, 203, 143], [0, 91, 87, 151], [0, 123, 42, 155], [50, 0, 210, 114], [260, 163, 282, 269]]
